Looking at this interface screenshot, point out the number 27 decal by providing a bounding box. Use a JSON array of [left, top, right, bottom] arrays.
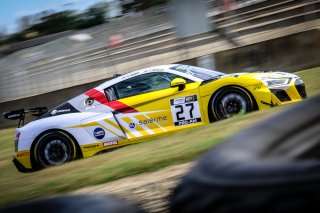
[[175, 103, 194, 121], [170, 95, 202, 126]]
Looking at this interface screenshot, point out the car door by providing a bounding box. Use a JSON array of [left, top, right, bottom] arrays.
[[104, 72, 206, 141]]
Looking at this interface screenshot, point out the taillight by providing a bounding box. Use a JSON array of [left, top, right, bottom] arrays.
[[14, 132, 20, 152]]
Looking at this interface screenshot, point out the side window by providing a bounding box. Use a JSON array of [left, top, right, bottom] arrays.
[[105, 87, 117, 101], [105, 72, 192, 100]]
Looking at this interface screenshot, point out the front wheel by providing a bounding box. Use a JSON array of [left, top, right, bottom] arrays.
[[210, 86, 254, 120], [33, 131, 77, 168]]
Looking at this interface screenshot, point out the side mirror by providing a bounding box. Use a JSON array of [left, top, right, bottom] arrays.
[[171, 78, 186, 91]]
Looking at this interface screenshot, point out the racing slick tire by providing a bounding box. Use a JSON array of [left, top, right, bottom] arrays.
[[0, 195, 146, 213], [33, 131, 77, 168], [170, 96, 320, 213], [210, 86, 254, 120]]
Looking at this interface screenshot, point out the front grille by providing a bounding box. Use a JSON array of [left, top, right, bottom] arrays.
[[271, 89, 291, 102], [295, 83, 307, 99]]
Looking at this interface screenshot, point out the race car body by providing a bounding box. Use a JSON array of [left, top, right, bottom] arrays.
[[6, 64, 306, 172]]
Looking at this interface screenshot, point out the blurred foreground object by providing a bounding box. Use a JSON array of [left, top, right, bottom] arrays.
[[170, 96, 320, 213], [0, 195, 145, 213]]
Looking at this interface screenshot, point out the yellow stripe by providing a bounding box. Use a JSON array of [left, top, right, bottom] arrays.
[[68, 121, 99, 128], [120, 126, 136, 139], [69, 121, 124, 138], [134, 114, 163, 134], [122, 117, 149, 136], [104, 119, 122, 132], [98, 124, 125, 139]]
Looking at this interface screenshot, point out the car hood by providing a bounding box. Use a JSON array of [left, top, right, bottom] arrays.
[[223, 71, 299, 79]]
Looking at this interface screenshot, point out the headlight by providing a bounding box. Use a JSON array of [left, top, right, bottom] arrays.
[[294, 78, 304, 85], [260, 77, 291, 87]]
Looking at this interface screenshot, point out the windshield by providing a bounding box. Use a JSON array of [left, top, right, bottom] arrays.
[[170, 65, 225, 80]]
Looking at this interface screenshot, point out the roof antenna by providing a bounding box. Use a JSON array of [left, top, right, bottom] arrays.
[[107, 34, 123, 77]]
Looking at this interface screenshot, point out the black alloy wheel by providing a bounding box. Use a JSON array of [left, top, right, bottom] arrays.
[[211, 86, 253, 120], [34, 131, 76, 168]]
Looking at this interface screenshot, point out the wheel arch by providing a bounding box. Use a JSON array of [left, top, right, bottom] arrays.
[[30, 128, 83, 169], [207, 84, 259, 122]]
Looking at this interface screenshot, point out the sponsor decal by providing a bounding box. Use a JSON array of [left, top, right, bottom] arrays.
[[40, 102, 79, 119], [173, 97, 185, 105], [185, 96, 194, 102], [85, 105, 96, 110], [121, 72, 140, 80], [120, 68, 165, 80], [177, 118, 201, 126], [17, 151, 29, 157], [253, 83, 262, 90], [138, 116, 167, 126], [170, 95, 197, 105], [129, 122, 136, 129], [103, 141, 118, 147], [170, 95, 202, 126], [7, 114, 21, 119], [93, 127, 105, 139], [142, 68, 164, 73], [51, 108, 71, 115], [83, 144, 99, 149]]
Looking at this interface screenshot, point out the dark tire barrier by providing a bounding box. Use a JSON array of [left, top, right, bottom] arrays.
[[170, 96, 320, 213], [0, 195, 146, 213]]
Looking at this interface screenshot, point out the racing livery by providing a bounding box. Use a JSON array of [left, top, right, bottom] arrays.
[[4, 64, 307, 172]]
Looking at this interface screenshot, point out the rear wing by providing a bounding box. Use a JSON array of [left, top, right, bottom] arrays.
[[3, 107, 48, 127]]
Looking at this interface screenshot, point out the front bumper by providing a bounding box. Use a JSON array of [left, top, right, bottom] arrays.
[[270, 83, 307, 103], [249, 81, 306, 110]]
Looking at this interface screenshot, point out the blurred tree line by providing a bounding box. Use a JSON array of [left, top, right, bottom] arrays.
[[0, 2, 106, 46], [121, 0, 168, 13], [0, 0, 168, 46]]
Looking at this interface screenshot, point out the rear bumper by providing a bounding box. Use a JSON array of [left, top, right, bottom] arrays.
[[13, 150, 33, 173], [13, 158, 34, 173]]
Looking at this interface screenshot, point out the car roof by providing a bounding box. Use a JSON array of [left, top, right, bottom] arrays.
[[95, 64, 201, 91]]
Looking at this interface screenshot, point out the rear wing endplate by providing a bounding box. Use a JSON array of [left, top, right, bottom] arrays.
[[3, 107, 48, 127]]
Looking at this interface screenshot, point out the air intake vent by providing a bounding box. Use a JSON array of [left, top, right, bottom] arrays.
[[295, 83, 307, 99], [271, 89, 291, 102]]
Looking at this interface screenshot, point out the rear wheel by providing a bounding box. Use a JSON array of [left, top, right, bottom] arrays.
[[33, 131, 77, 168], [210, 86, 253, 120]]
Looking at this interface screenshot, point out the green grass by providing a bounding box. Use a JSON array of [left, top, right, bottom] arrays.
[[0, 67, 319, 205], [296, 67, 320, 97]]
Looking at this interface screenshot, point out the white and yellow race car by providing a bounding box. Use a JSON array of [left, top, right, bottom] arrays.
[[3, 64, 306, 172]]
